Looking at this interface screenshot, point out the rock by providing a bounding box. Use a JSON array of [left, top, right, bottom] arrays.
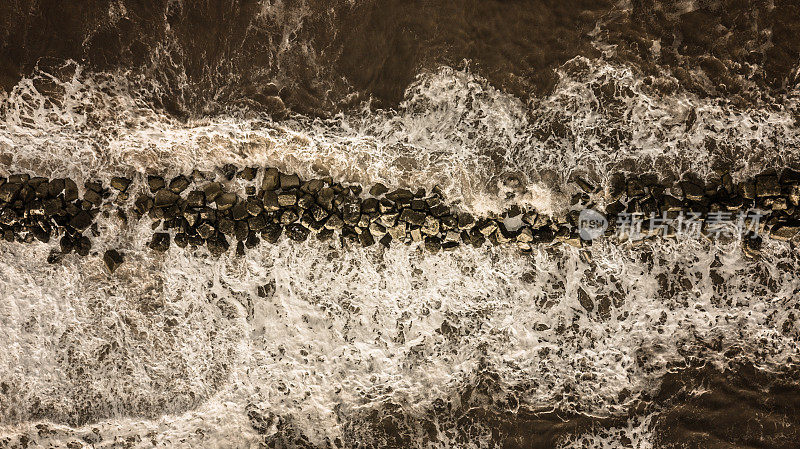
[[421, 215, 440, 235], [64, 178, 78, 202], [411, 199, 427, 210], [280, 173, 301, 190], [410, 228, 423, 242], [207, 233, 230, 256], [379, 233, 392, 247], [262, 168, 280, 191], [110, 177, 131, 192], [324, 213, 344, 230], [359, 229, 375, 246], [49, 178, 65, 196], [187, 190, 205, 207], [239, 167, 258, 181], [517, 227, 533, 243], [262, 223, 283, 243], [756, 174, 780, 197], [379, 199, 395, 213], [183, 211, 199, 227], [103, 249, 124, 273], [215, 192, 237, 211], [246, 198, 264, 216], [285, 223, 310, 241], [248, 214, 267, 231], [385, 189, 414, 203], [278, 192, 297, 207], [245, 232, 260, 248], [149, 233, 170, 252], [457, 213, 474, 230], [362, 197, 379, 213], [317, 187, 335, 210], [218, 218, 235, 235], [154, 189, 180, 208], [679, 180, 705, 201], [232, 202, 249, 221], [0, 182, 22, 203], [297, 193, 315, 209], [317, 228, 334, 242], [174, 233, 189, 248], [169, 175, 190, 193], [424, 236, 441, 252], [342, 200, 361, 225], [197, 222, 216, 239], [578, 287, 593, 312], [477, 220, 498, 236], [43, 197, 64, 215], [430, 204, 450, 217], [790, 185, 800, 206], [280, 209, 298, 224], [203, 182, 223, 202], [221, 163, 237, 180], [575, 177, 595, 193], [302, 179, 324, 194], [235, 220, 249, 241], [380, 212, 398, 228], [75, 235, 92, 256], [148, 176, 165, 192], [68, 210, 93, 231], [236, 240, 246, 256], [399, 208, 426, 226], [770, 223, 799, 241], [263, 191, 280, 211], [370, 183, 388, 196], [83, 189, 102, 206], [309, 204, 329, 222]]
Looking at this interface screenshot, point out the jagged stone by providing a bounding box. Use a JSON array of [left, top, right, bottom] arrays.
[[221, 163, 237, 180], [399, 208, 426, 226], [169, 175, 190, 193], [410, 227, 423, 242], [64, 178, 78, 202], [317, 228, 334, 242], [756, 174, 780, 197], [207, 233, 230, 256], [421, 215, 440, 235], [174, 233, 189, 248], [235, 220, 249, 241], [215, 192, 237, 211], [261, 168, 280, 191], [218, 218, 235, 235], [68, 210, 93, 231], [110, 177, 131, 192], [359, 229, 375, 246], [770, 223, 799, 241], [324, 213, 344, 230], [262, 223, 282, 243], [148, 176, 165, 192], [578, 287, 593, 312], [75, 235, 92, 256], [245, 231, 260, 248], [342, 200, 361, 225], [280, 173, 301, 190], [248, 214, 267, 232], [231, 202, 249, 221], [280, 209, 298, 224], [49, 178, 65, 197], [187, 190, 205, 207], [411, 199, 427, 211], [0, 182, 22, 203], [370, 183, 388, 196], [278, 192, 297, 207], [103, 249, 124, 273], [285, 223, 310, 241], [317, 187, 335, 210], [239, 166, 258, 181], [154, 189, 179, 208], [379, 233, 392, 247], [197, 222, 215, 239], [263, 191, 280, 211], [203, 182, 223, 202], [679, 180, 704, 201], [385, 189, 414, 203], [424, 236, 441, 252], [302, 179, 324, 194]]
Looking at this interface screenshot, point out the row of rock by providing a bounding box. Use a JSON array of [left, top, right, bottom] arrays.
[[1, 166, 799, 273]]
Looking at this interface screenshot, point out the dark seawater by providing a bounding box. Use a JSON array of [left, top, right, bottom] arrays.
[[1, 1, 799, 448]]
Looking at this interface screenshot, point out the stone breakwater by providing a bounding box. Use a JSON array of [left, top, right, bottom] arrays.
[[0, 165, 799, 272]]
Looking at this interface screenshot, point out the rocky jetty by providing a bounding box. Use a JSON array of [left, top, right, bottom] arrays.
[[1, 166, 799, 269]]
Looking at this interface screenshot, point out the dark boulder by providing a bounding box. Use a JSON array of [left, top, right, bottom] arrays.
[[149, 233, 170, 252], [147, 175, 165, 192], [285, 223, 310, 241], [103, 249, 124, 273]]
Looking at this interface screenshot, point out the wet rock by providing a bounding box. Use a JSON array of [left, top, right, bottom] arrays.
[[679, 180, 705, 201], [149, 233, 170, 252], [221, 163, 237, 180], [174, 233, 189, 248], [218, 218, 235, 235], [75, 235, 92, 256], [0, 182, 22, 202], [309, 204, 329, 222], [342, 200, 361, 225], [203, 182, 223, 202], [207, 233, 230, 256], [370, 183, 388, 196], [110, 177, 131, 192], [380, 212, 398, 228], [147, 176, 165, 192], [197, 222, 216, 239], [421, 215, 440, 235], [187, 190, 205, 207], [49, 178, 65, 197], [234, 221, 249, 241], [239, 166, 257, 181], [262, 223, 282, 244], [43, 197, 64, 215], [248, 214, 267, 232], [277, 192, 297, 207], [317, 228, 334, 242], [424, 236, 441, 252], [324, 213, 344, 230], [317, 187, 335, 210], [232, 202, 249, 221], [285, 223, 310, 241], [379, 233, 392, 247], [756, 174, 780, 197], [477, 220, 498, 236], [245, 231, 260, 248], [280, 173, 301, 190], [246, 198, 264, 216], [103, 249, 124, 273], [83, 188, 102, 206], [578, 287, 593, 312], [215, 192, 237, 211], [169, 175, 190, 193], [385, 189, 414, 204], [68, 210, 93, 231], [64, 178, 78, 202], [263, 191, 280, 211], [154, 189, 180, 208], [457, 212, 475, 230], [399, 208, 426, 226], [359, 229, 375, 246], [770, 223, 799, 241], [280, 209, 298, 224], [261, 168, 280, 191]]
